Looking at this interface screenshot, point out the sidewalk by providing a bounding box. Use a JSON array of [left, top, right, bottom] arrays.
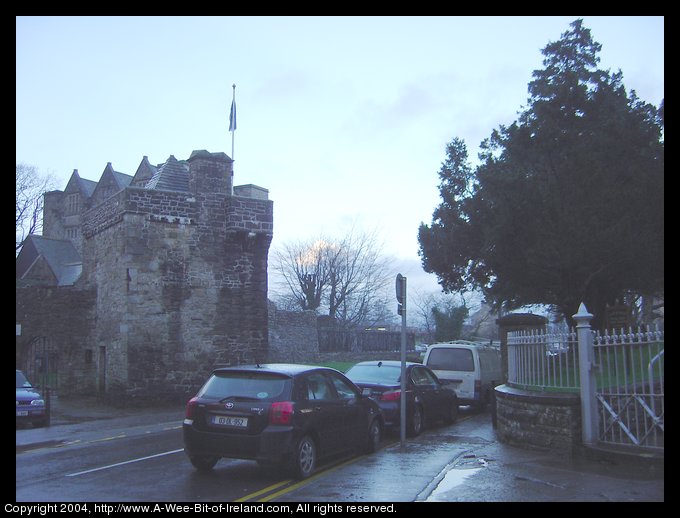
[[16, 397, 664, 502], [274, 410, 664, 502], [15, 394, 185, 452]]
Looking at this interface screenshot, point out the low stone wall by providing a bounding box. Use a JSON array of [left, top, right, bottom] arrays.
[[268, 303, 320, 363], [494, 384, 581, 453]]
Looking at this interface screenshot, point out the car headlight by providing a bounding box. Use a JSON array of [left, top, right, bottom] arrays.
[[30, 399, 45, 406]]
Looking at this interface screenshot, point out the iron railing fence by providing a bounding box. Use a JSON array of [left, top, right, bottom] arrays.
[[507, 325, 580, 392], [593, 324, 664, 450], [507, 317, 664, 452]]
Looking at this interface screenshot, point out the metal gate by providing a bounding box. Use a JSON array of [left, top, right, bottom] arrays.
[[592, 326, 664, 451], [22, 336, 59, 391]]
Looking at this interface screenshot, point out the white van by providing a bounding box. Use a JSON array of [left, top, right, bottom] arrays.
[[423, 341, 501, 408]]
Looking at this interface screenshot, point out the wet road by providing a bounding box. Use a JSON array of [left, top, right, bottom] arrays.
[[15, 406, 663, 502], [15, 416, 391, 502]]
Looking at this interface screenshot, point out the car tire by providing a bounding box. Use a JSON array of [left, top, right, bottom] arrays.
[[189, 455, 219, 471], [444, 400, 459, 424], [290, 435, 316, 480], [407, 405, 423, 437], [364, 418, 382, 454]]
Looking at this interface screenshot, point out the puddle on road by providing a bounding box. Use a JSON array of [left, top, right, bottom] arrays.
[[425, 467, 483, 501]]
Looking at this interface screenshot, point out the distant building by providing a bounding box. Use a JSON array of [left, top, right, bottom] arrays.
[[16, 151, 273, 402]]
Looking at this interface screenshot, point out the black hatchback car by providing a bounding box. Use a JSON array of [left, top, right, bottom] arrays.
[[183, 364, 383, 479], [345, 361, 458, 437]]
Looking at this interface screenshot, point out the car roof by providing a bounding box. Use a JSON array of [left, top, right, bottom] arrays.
[[426, 341, 490, 349], [212, 363, 337, 377], [351, 360, 421, 368]]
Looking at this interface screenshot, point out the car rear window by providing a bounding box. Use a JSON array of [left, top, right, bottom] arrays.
[[198, 371, 290, 401], [345, 364, 401, 384], [426, 348, 475, 372]]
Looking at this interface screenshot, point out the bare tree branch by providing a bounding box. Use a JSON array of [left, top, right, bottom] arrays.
[[16, 163, 57, 253]]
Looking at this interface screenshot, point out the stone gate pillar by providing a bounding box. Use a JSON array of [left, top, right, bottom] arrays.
[[496, 313, 548, 384]]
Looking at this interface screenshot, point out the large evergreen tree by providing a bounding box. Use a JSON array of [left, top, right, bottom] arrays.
[[418, 19, 664, 327]]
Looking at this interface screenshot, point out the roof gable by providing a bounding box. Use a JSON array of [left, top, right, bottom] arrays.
[[90, 163, 133, 204], [16, 235, 82, 286], [64, 169, 97, 199], [131, 156, 158, 187]]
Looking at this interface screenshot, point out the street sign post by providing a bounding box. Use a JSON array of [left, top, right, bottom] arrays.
[[396, 274, 407, 451]]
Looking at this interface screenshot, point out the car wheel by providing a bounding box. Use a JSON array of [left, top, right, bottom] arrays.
[[189, 455, 219, 471], [290, 435, 316, 480], [444, 400, 459, 424], [407, 405, 423, 437], [364, 418, 382, 454]]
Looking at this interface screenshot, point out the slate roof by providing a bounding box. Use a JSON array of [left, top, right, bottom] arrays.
[[145, 155, 190, 192], [16, 235, 82, 286], [131, 156, 158, 187], [64, 169, 97, 199]]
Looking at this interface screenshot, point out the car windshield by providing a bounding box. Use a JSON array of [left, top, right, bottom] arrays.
[[345, 364, 401, 384], [197, 371, 289, 401], [16, 371, 32, 388], [427, 348, 474, 372]]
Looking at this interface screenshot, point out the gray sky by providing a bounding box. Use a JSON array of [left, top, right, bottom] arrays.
[[16, 16, 664, 295]]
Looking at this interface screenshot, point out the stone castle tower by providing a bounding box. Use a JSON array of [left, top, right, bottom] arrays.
[[16, 150, 273, 401]]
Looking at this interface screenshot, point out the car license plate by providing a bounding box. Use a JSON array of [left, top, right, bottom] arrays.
[[211, 415, 248, 428]]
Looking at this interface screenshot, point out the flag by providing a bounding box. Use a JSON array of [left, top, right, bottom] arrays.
[[229, 99, 237, 132]]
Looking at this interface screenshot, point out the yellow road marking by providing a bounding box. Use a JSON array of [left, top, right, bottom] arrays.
[[258, 457, 360, 502], [234, 480, 292, 502]]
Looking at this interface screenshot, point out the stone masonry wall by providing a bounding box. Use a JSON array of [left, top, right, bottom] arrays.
[[268, 302, 321, 363], [494, 384, 582, 453], [16, 285, 97, 394], [77, 156, 273, 402]]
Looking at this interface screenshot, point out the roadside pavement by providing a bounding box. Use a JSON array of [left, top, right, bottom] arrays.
[[15, 394, 185, 452], [16, 396, 663, 502], [275, 409, 664, 502]]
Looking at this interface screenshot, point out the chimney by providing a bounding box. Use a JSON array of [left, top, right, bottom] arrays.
[[187, 150, 233, 195]]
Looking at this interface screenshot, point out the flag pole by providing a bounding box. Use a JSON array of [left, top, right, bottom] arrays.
[[230, 83, 236, 195]]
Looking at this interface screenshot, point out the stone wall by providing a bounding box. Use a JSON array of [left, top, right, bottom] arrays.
[[74, 154, 273, 402], [494, 384, 581, 453], [16, 285, 97, 392], [81, 208, 271, 401], [267, 301, 421, 366], [268, 302, 320, 363]]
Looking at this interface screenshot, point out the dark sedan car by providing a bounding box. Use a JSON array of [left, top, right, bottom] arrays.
[[345, 361, 458, 437], [16, 370, 48, 428], [183, 364, 383, 479]]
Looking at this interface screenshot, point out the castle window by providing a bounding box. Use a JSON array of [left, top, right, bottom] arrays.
[[67, 193, 80, 214]]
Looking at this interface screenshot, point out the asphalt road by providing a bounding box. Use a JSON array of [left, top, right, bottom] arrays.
[[15, 406, 663, 502], [15, 415, 390, 502]]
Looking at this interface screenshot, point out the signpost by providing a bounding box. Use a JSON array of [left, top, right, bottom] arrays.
[[396, 274, 407, 451]]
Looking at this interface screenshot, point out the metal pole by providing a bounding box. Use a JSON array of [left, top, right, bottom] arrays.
[[399, 276, 407, 451], [231, 84, 235, 162], [230, 83, 236, 196]]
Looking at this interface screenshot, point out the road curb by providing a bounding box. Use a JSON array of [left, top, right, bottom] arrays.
[[16, 439, 65, 453]]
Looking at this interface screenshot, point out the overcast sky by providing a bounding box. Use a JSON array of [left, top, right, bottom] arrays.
[[16, 16, 664, 296]]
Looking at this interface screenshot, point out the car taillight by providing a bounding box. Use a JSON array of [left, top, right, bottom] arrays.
[[185, 396, 199, 419], [474, 380, 482, 398], [380, 390, 401, 401], [270, 401, 294, 425]]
